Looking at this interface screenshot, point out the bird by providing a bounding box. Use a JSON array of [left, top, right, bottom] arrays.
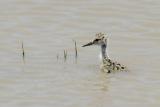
[[82, 32, 127, 73]]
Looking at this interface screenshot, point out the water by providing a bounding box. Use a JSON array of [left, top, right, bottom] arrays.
[[0, 0, 160, 107]]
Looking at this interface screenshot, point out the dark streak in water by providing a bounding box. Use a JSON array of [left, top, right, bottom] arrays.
[[74, 40, 78, 59], [64, 50, 67, 62], [22, 41, 25, 64], [56, 54, 59, 61]]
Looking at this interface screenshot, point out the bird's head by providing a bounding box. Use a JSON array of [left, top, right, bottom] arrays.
[[82, 33, 108, 47]]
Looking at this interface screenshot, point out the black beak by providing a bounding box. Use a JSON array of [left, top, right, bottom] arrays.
[[82, 41, 93, 47]]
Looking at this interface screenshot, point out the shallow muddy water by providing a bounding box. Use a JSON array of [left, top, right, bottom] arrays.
[[0, 0, 160, 107]]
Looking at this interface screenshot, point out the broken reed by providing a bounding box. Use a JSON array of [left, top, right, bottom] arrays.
[[57, 40, 78, 62], [74, 40, 78, 58], [22, 41, 25, 63], [64, 50, 67, 61]]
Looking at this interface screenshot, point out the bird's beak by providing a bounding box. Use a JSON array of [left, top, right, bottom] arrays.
[[82, 41, 94, 47]]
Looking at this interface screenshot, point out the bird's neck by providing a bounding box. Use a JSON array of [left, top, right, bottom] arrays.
[[101, 43, 109, 60]]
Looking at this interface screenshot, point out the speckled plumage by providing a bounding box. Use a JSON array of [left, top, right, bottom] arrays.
[[82, 32, 128, 73], [101, 58, 127, 73]]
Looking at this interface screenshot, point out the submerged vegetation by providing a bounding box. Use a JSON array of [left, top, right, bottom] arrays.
[[20, 39, 79, 64], [56, 39, 79, 63]]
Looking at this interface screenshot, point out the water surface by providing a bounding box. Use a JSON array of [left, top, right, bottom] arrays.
[[0, 0, 160, 107]]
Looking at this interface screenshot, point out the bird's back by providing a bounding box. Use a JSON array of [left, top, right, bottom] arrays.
[[101, 58, 127, 73]]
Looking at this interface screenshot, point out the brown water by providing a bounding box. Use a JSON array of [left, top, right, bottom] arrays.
[[0, 0, 160, 107]]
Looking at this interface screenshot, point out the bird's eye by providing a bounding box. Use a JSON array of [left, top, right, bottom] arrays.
[[95, 39, 99, 41]]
